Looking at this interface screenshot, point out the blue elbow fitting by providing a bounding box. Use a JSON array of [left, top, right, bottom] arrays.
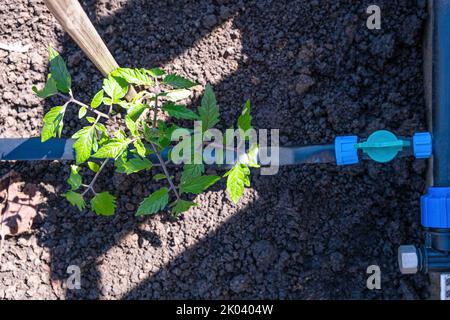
[[334, 135, 359, 166]]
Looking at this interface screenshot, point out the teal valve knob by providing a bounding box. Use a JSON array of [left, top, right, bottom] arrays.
[[355, 130, 410, 163]]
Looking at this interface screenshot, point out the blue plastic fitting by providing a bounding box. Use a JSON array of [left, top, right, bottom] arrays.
[[335, 135, 359, 165], [413, 132, 433, 159], [421, 187, 450, 229]]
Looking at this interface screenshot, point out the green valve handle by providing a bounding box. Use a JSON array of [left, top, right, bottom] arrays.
[[355, 130, 411, 163]]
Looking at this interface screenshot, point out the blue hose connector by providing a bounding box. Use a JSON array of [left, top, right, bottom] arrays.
[[335, 135, 359, 165], [421, 187, 450, 228], [413, 132, 432, 159]]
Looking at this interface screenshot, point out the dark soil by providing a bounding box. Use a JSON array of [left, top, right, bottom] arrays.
[[0, 0, 429, 299]]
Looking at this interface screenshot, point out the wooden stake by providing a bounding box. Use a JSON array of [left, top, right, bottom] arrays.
[[43, 0, 119, 76]]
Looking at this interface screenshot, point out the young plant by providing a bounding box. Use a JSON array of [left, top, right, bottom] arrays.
[[33, 47, 257, 217]]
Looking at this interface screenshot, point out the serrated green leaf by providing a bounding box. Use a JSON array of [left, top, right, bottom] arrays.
[[63, 191, 85, 211], [165, 89, 192, 102], [95, 123, 107, 134], [91, 89, 104, 108], [198, 84, 219, 132], [224, 163, 250, 204], [48, 47, 71, 93], [125, 116, 139, 137], [115, 155, 152, 174], [103, 75, 128, 102], [143, 122, 158, 145], [103, 97, 113, 106], [130, 90, 149, 103], [78, 106, 87, 119], [163, 74, 196, 89], [72, 126, 96, 164], [237, 99, 252, 132], [87, 161, 100, 173], [41, 106, 65, 142], [180, 175, 220, 194], [247, 144, 260, 168], [67, 165, 82, 190], [127, 103, 148, 122], [163, 102, 199, 120], [92, 139, 129, 159], [111, 68, 154, 86], [90, 191, 116, 216], [145, 68, 166, 78], [114, 129, 127, 141], [86, 116, 96, 123], [133, 139, 146, 158], [153, 173, 166, 181], [172, 200, 197, 216], [32, 74, 58, 98], [181, 164, 205, 183], [136, 187, 169, 216]]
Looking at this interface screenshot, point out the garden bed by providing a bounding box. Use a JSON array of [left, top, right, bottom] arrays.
[[0, 0, 429, 299]]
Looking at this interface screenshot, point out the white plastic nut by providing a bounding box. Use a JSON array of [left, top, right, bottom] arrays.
[[398, 245, 419, 274]]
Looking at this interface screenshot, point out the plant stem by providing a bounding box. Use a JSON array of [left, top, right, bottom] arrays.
[[57, 93, 109, 119], [150, 142, 180, 200], [82, 159, 109, 196]]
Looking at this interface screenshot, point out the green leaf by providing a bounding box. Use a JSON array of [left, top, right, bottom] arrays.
[[127, 103, 149, 122], [87, 161, 100, 173], [163, 74, 196, 89], [224, 163, 250, 204], [95, 123, 107, 134], [114, 129, 128, 141], [153, 173, 166, 181], [237, 99, 252, 132], [112, 68, 154, 86], [125, 116, 139, 137], [91, 89, 104, 108], [102, 75, 128, 102], [180, 175, 220, 194], [136, 187, 169, 216], [181, 164, 205, 183], [145, 68, 166, 78], [32, 75, 58, 98], [67, 165, 82, 190], [165, 89, 192, 102], [115, 155, 152, 174], [198, 84, 219, 132], [86, 116, 96, 123], [172, 200, 197, 216], [163, 102, 199, 120], [133, 139, 146, 158], [143, 122, 158, 145], [103, 97, 113, 105], [41, 106, 65, 142], [78, 106, 87, 119], [48, 47, 71, 93], [90, 191, 116, 216], [247, 144, 260, 168], [72, 126, 96, 164], [93, 139, 129, 159], [130, 90, 149, 103], [63, 191, 85, 211]]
